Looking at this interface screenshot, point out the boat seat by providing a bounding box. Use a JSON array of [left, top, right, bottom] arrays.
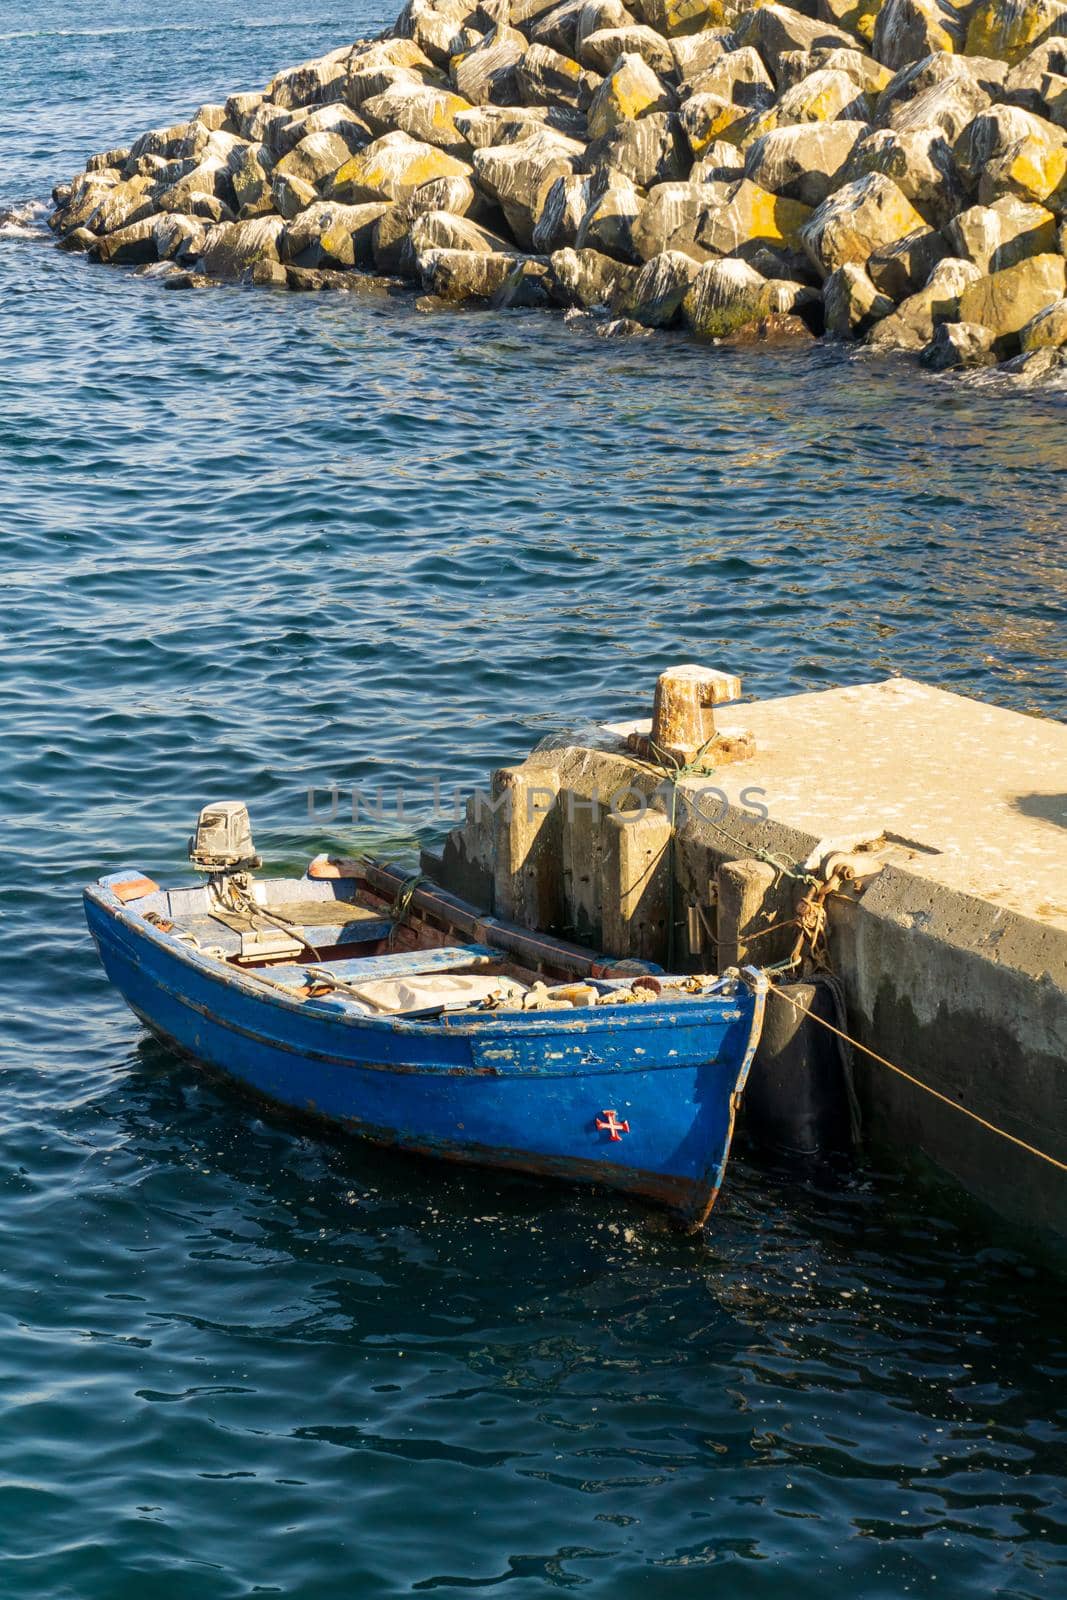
[[252, 944, 504, 988], [174, 912, 394, 957]]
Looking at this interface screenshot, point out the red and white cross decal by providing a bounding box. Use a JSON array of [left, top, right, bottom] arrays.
[[596, 1109, 630, 1141]]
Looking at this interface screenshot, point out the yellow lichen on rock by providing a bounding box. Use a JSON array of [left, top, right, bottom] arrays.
[[964, 0, 1067, 65], [586, 53, 673, 140], [640, 0, 745, 38], [328, 133, 470, 203], [698, 178, 813, 253], [958, 252, 1067, 350]]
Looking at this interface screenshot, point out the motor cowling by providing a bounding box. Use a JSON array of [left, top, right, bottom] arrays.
[[188, 801, 261, 873]]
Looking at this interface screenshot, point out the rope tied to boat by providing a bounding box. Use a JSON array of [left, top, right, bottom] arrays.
[[766, 983, 1067, 1176], [386, 871, 429, 949]]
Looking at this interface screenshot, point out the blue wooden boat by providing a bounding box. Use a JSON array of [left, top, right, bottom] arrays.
[[83, 835, 767, 1229]]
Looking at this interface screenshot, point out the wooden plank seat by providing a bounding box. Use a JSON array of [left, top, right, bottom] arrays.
[[259, 944, 504, 989], [174, 913, 394, 957]]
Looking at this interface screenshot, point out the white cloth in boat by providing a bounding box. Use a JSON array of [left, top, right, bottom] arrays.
[[351, 973, 527, 1016]]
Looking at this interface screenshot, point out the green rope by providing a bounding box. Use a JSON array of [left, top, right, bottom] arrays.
[[386, 872, 428, 949]]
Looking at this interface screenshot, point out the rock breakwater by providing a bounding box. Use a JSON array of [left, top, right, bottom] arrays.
[[49, 0, 1067, 375]]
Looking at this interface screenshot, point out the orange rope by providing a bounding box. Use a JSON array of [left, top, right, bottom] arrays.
[[766, 984, 1067, 1176]]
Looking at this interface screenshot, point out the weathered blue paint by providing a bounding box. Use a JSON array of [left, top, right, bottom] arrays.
[[267, 944, 503, 987], [83, 880, 767, 1228]]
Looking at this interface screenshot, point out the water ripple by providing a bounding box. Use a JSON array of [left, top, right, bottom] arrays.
[[1, 3, 1067, 1598]]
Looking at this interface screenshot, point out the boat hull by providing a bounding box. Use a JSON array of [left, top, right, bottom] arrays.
[[84, 886, 765, 1227]]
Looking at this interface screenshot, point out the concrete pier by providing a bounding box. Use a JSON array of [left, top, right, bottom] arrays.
[[428, 676, 1067, 1247]]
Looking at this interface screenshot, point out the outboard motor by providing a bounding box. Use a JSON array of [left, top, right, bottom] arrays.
[[188, 801, 261, 875]]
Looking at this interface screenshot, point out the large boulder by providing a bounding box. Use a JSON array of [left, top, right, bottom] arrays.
[[775, 47, 892, 96], [529, 0, 588, 57], [956, 251, 1067, 352], [229, 143, 275, 217], [273, 131, 355, 188], [866, 224, 948, 299], [947, 194, 1058, 270], [417, 245, 536, 299], [965, 0, 1067, 66], [360, 82, 476, 156], [920, 320, 998, 368], [874, 51, 996, 123], [200, 216, 287, 278], [451, 25, 528, 105], [518, 43, 599, 110], [618, 248, 702, 323], [872, 0, 958, 72], [403, 0, 482, 66], [473, 131, 584, 246], [636, 0, 746, 36], [956, 104, 1067, 205], [695, 178, 812, 257], [691, 139, 745, 180], [157, 184, 233, 224], [281, 200, 389, 268], [670, 30, 733, 82], [868, 255, 985, 347], [51, 173, 121, 236], [1003, 37, 1067, 113], [588, 111, 688, 186], [532, 173, 595, 250], [800, 172, 927, 275], [775, 68, 871, 124], [84, 177, 156, 235], [273, 173, 319, 219], [454, 105, 582, 147], [301, 104, 375, 148], [681, 256, 777, 337], [244, 104, 302, 156], [1020, 294, 1067, 348], [548, 244, 640, 305], [734, 4, 857, 63], [842, 126, 963, 227], [574, 174, 643, 257], [744, 120, 868, 207], [586, 53, 673, 138], [823, 261, 895, 334], [888, 78, 991, 144], [343, 38, 437, 107], [127, 122, 192, 163], [688, 47, 775, 110], [977, 128, 1067, 204], [327, 132, 471, 203], [679, 93, 754, 156], [579, 25, 676, 74], [267, 46, 352, 109], [152, 213, 208, 262], [631, 179, 718, 259], [410, 208, 517, 254], [92, 218, 159, 265], [576, 0, 640, 48], [372, 173, 489, 269]]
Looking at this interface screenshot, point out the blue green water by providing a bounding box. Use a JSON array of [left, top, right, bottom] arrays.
[[2, 5, 1067, 1596]]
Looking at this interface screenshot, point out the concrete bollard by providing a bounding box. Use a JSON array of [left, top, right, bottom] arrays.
[[602, 806, 672, 963], [652, 663, 741, 764], [626, 663, 754, 771]]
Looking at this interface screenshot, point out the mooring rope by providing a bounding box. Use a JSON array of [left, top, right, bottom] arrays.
[[766, 983, 1067, 1175]]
